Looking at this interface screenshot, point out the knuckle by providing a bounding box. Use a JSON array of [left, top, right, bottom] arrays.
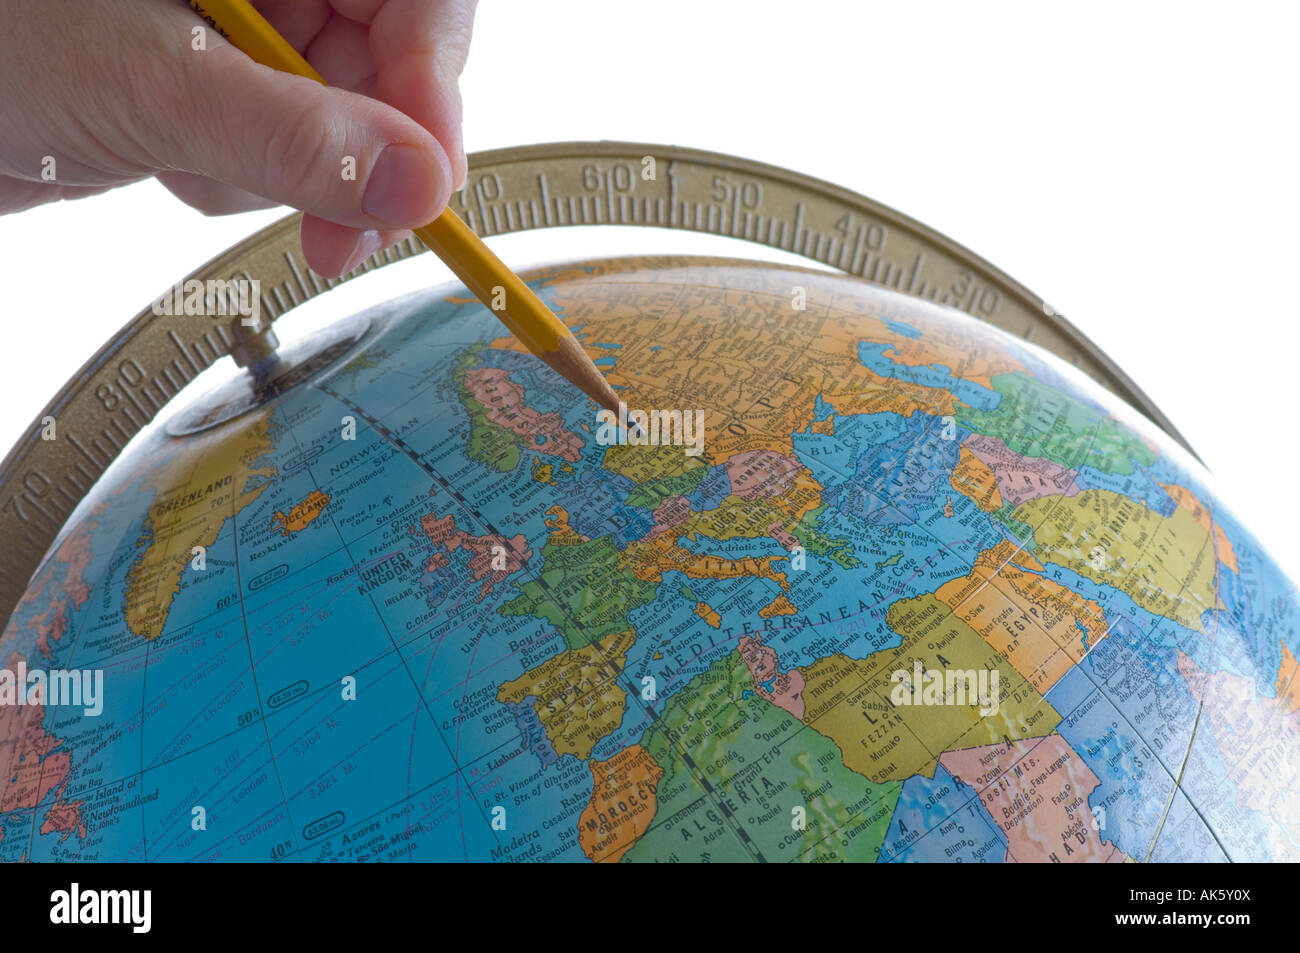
[[263, 99, 342, 209]]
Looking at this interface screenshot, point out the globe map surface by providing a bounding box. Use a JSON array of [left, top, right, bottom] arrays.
[[4, 256, 1298, 862]]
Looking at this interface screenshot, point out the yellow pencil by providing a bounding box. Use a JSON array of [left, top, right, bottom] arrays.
[[183, 0, 626, 419]]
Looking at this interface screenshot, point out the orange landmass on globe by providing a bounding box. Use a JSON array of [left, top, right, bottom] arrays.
[[811, 368, 955, 450], [270, 489, 330, 537], [485, 260, 962, 463], [539, 505, 586, 545], [621, 532, 790, 592], [463, 366, 583, 462], [941, 735, 1128, 862], [933, 540, 1109, 694], [1178, 646, 1300, 860], [578, 744, 664, 862], [1160, 481, 1238, 572], [124, 413, 276, 640], [839, 303, 1029, 389], [41, 800, 86, 841], [695, 603, 722, 628], [1276, 643, 1300, 715], [815, 285, 1027, 386], [615, 456, 817, 594], [759, 593, 797, 618], [810, 416, 835, 435], [607, 447, 816, 595], [949, 446, 1002, 513]]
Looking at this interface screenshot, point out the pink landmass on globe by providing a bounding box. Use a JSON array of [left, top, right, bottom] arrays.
[[963, 434, 1079, 507], [738, 636, 805, 719], [940, 735, 1127, 863], [0, 652, 86, 841], [464, 367, 584, 461], [5, 520, 97, 657], [725, 450, 802, 501], [417, 510, 532, 599], [649, 495, 692, 537]]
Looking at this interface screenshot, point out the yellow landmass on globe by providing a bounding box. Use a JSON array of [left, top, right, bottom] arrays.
[[800, 593, 1060, 784], [1013, 489, 1220, 631], [496, 629, 637, 759], [124, 413, 276, 640], [1277, 642, 1300, 714]]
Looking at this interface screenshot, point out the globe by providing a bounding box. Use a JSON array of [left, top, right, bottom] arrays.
[[4, 255, 1297, 863]]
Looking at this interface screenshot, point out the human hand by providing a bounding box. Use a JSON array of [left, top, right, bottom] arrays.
[[0, 0, 476, 277]]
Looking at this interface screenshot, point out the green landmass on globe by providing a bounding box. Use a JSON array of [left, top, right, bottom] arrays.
[[3, 255, 1297, 862]]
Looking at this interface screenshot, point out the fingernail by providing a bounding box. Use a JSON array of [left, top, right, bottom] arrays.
[[363, 144, 442, 226], [341, 229, 383, 274]]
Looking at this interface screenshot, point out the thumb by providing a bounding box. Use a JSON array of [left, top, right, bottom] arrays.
[[164, 43, 453, 230]]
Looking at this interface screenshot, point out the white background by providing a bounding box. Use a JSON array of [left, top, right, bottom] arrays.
[[1, 1, 1297, 582]]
